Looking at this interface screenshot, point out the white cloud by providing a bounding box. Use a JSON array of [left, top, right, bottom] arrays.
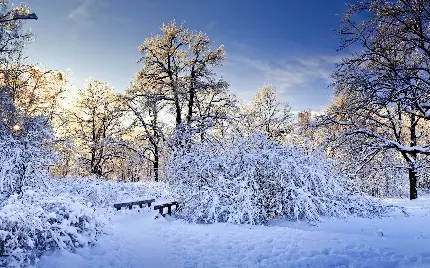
[[68, 0, 111, 22], [220, 50, 346, 111], [69, 0, 94, 21], [226, 54, 337, 93]]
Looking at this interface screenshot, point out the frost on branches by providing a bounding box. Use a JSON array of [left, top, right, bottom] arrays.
[[166, 133, 387, 224]]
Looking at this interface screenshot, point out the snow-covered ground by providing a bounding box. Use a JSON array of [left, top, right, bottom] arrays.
[[38, 197, 430, 268]]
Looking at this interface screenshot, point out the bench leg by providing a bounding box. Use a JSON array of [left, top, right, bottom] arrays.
[[158, 207, 163, 215], [128, 205, 132, 210], [116, 207, 120, 211], [139, 204, 143, 208], [167, 204, 172, 215], [148, 202, 152, 207]]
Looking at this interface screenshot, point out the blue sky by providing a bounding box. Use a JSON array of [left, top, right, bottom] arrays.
[[23, 0, 352, 111]]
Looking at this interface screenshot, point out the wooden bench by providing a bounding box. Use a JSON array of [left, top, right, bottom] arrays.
[[113, 199, 155, 210], [153, 201, 179, 216]]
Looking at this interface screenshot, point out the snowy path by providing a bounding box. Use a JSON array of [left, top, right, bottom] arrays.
[[39, 198, 430, 268]]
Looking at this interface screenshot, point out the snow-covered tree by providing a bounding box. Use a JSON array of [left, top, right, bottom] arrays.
[[0, 116, 57, 198], [0, 1, 58, 197], [129, 21, 236, 178], [0, 4, 106, 267], [314, 0, 430, 200], [0, 1, 35, 127]]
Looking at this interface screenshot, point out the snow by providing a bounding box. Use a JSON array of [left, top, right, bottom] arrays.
[[38, 196, 430, 268]]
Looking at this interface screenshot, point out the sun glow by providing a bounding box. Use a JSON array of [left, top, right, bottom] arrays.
[[12, 124, 21, 132]]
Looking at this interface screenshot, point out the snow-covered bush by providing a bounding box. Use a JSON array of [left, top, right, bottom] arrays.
[[49, 176, 168, 208], [0, 189, 104, 268], [0, 116, 57, 199], [166, 133, 387, 224]]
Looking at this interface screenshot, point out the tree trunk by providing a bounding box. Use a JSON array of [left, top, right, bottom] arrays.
[[167, 55, 182, 126], [187, 90, 195, 124], [409, 167, 418, 200], [153, 147, 159, 182], [90, 108, 97, 175], [408, 112, 418, 200], [151, 105, 160, 182], [174, 94, 182, 126], [187, 66, 196, 124], [90, 152, 96, 174]]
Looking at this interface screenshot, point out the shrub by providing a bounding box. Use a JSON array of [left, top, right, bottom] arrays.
[[0, 189, 104, 268], [166, 133, 387, 224]]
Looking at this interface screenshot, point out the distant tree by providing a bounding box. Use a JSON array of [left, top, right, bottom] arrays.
[[241, 85, 293, 142], [314, 0, 430, 200], [297, 111, 312, 127], [66, 80, 125, 177], [1, 65, 66, 119], [190, 80, 238, 142], [285, 110, 317, 147], [49, 138, 76, 178], [126, 78, 167, 182]]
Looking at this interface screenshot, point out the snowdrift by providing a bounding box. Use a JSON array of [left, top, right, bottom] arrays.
[[49, 176, 168, 208], [167, 134, 387, 224]]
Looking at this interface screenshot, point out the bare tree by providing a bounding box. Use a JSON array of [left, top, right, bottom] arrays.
[[190, 79, 238, 142], [65, 80, 125, 177], [126, 80, 166, 182], [137, 21, 226, 129], [1, 64, 66, 119], [184, 30, 226, 126], [241, 85, 293, 142], [315, 0, 430, 200], [0, 1, 34, 59]]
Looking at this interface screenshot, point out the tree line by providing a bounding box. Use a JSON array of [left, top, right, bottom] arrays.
[[1, 0, 430, 200]]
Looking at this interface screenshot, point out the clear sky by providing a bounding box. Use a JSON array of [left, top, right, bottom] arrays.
[[22, 0, 352, 112]]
